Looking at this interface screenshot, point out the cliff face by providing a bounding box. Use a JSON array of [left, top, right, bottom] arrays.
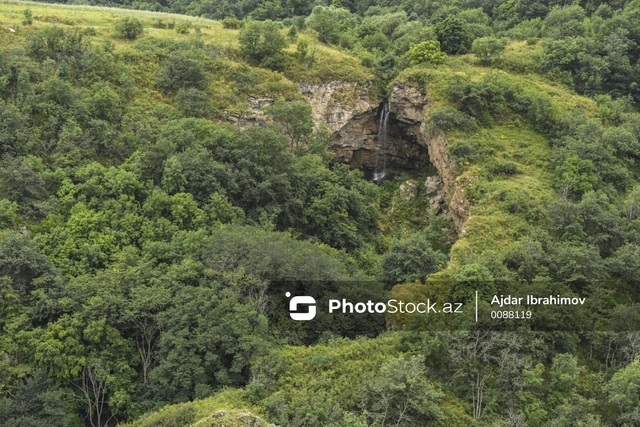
[[226, 81, 469, 233]]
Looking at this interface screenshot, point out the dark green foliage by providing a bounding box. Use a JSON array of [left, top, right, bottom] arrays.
[[115, 17, 144, 40], [381, 234, 447, 286], [472, 36, 507, 65], [489, 160, 519, 176], [449, 139, 480, 164], [22, 9, 32, 26], [176, 88, 211, 118], [305, 6, 356, 45], [222, 17, 244, 29], [435, 16, 475, 54], [0, 372, 79, 427], [445, 75, 510, 125], [0, 157, 48, 218], [265, 99, 314, 147], [157, 50, 207, 91], [429, 107, 479, 132]]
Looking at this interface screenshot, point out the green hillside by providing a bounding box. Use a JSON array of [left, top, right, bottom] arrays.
[[2, 0, 640, 426]]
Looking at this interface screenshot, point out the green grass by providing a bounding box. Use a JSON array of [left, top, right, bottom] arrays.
[[0, 0, 371, 85]]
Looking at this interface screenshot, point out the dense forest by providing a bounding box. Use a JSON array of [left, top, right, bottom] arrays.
[[2, 0, 640, 425]]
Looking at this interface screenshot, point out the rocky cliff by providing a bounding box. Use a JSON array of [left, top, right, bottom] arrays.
[[226, 81, 469, 233]]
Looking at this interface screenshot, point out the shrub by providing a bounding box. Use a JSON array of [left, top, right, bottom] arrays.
[[445, 75, 512, 126], [489, 160, 519, 176], [429, 107, 479, 132], [527, 37, 539, 45], [176, 88, 210, 118], [175, 21, 191, 34], [222, 17, 243, 29], [296, 39, 308, 60], [449, 139, 480, 164], [381, 235, 447, 287], [406, 40, 447, 65], [471, 37, 507, 65], [22, 9, 33, 26], [115, 17, 143, 40], [158, 50, 207, 91], [287, 25, 298, 42]]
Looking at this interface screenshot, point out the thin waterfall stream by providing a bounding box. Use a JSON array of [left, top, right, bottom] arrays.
[[373, 103, 389, 183]]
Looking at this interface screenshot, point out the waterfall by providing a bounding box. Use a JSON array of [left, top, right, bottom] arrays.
[[373, 103, 389, 183]]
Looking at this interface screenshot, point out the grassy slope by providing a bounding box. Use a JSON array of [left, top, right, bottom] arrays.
[[0, 0, 372, 90], [397, 50, 597, 267]]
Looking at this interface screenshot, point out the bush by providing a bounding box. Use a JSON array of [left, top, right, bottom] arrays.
[[115, 16, 143, 40], [429, 107, 479, 132], [471, 37, 507, 65], [449, 139, 480, 164], [222, 17, 243, 29], [175, 21, 192, 34], [445, 75, 512, 126], [381, 235, 447, 287], [287, 25, 298, 42], [406, 40, 447, 65], [296, 39, 308, 60], [176, 88, 210, 118], [527, 37, 539, 45], [22, 9, 32, 26], [158, 50, 207, 91], [489, 160, 519, 176]]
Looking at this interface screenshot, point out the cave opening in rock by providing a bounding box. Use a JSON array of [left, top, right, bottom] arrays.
[[348, 102, 432, 182]]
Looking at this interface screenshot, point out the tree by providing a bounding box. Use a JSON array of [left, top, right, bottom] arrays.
[[360, 356, 444, 426], [471, 37, 507, 65], [305, 6, 356, 44], [0, 372, 79, 427], [0, 156, 47, 218], [238, 20, 287, 69], [435, 16, 475, 54], [406, 40, 447, 65], [607, 357, 640, 425], [115, 17, 143, 40], [265, 99, 314, 148]]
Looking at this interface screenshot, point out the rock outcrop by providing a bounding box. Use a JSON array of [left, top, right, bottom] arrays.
[[418, 125, 470, 233], [225, 80, 469, 233]]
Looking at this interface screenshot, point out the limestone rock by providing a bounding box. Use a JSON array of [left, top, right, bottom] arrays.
[[424, 176, 442, 195], [300, 81, 377, 132], [418, 126, 470, 233], [389, 84, 428, 124]]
